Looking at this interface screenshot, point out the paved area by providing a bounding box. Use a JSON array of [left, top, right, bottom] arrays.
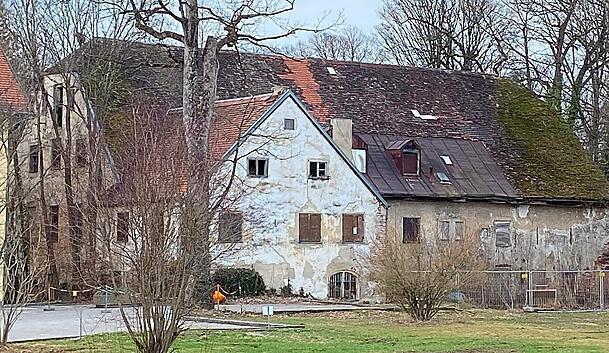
[[5, 305, 258, 343], [219, 303, 397, 314]]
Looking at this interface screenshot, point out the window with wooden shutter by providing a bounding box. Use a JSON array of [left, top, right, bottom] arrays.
[[342, 214, 364, 243], [402, 150, 419, 175], [218, 211, 243, 243], [117, 212, 129, 242], [299, 213, 321, 243], [49, 205, 59, 243], [402, 217, 420, 243]]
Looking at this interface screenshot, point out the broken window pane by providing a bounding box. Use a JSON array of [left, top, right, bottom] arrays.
[[328, 272, 357, 299], [402, 217, 420, 243], [439, 220, 449, 241], [495, 221, 511, 247], [309, 161, 328, 179], [219, 211, 243, 243], [247, 158, 268, 177]]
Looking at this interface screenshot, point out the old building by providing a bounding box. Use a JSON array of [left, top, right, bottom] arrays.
[[211, 91, 387, 299], [23, 38, 609, 299]]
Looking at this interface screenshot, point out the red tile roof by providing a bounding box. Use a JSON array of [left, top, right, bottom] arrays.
[[209, 92, 278, 160], [0, 50, 27, 111]]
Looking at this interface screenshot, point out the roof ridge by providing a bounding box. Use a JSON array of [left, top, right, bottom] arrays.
[[81, 37, 500, 79], [215, 92, 275, 106]]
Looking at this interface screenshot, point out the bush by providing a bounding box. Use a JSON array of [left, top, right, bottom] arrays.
[[371, 229, 486, 321], [212, 268, 266, 297]]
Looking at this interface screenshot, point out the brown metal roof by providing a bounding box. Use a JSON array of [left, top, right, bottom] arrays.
[[360, 133, 518, 199]]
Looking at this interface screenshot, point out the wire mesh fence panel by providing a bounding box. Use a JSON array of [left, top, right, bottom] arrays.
[[450, 270, 607, 310], [458, 271, 526, 309]]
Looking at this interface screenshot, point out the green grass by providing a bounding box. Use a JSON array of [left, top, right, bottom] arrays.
[[20, 310, 609, 352]]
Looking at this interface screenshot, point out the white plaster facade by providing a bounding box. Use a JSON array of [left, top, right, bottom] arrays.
[[214, 92, 387, 299]]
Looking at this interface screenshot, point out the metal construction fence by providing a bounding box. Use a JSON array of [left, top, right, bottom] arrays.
[[452, 270, 608, 310]]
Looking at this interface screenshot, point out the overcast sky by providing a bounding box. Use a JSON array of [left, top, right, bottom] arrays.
[[269, 0, 382, 44]]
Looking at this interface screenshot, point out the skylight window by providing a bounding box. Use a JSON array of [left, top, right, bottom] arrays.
[[327, 67, 337, 75], [440, 155, 453, 165], [436, 172, 451, 184], [411, 109, 437, 120]]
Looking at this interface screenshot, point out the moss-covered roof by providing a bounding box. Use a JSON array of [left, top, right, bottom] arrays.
[[496, 79, 609, 199]]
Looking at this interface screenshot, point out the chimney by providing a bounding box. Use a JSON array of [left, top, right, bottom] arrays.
[[330, 118, 353, 161]]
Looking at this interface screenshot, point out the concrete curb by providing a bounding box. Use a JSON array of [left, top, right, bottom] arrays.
[[185, 316, 304, 329]]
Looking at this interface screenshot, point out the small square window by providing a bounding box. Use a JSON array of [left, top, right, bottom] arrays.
[[284, 118, 295, 130], [247, 158, 268, 177], [309, 161, 328, 179]]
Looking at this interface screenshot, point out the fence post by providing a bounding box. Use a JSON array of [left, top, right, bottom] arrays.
[[600, 271, 605, 311], [527, 271, 533, 308]]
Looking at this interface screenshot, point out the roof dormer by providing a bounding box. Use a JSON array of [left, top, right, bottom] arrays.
[[387, 139, 420, 177]]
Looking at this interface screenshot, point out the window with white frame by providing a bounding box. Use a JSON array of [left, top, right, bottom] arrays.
[[495, 221, 511, 247], [439, 219, 464, 241], [247, 158, 268, 177], [284, 118, 295, 130], [309, 161, 328, 179]]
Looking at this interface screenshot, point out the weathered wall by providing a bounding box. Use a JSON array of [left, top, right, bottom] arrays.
[[214, 96, 386, 299], [17, 74, 116, 288], [387, 200, 609, 270]]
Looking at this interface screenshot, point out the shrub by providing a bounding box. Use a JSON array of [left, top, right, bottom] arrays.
[[212, 268, 266, 297], [371, 229, 486, 321]]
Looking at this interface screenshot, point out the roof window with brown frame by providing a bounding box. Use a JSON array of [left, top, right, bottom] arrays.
[[387, 140, 420, 177]]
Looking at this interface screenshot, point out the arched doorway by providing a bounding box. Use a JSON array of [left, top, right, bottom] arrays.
[[328, 271, 358, 299]]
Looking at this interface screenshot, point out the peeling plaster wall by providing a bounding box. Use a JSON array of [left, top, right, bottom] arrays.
[[388, 200, 609, 270], [214, 97, 386, 299]]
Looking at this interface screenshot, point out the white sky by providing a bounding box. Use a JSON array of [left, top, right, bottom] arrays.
[[269, 0, 382, 44]]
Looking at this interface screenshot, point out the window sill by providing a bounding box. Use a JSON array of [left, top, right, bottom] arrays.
[[297, 241, 322, 245], [308, 176, 330, 181], [247, 175, 268, 178], [341, 241, 366, 245]]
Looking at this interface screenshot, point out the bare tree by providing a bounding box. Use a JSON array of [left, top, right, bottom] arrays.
[[111, 0, 335, 307], [378, 0, 508, 72], [284, 25, 383, 62], [371, 229, 486, 321]]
